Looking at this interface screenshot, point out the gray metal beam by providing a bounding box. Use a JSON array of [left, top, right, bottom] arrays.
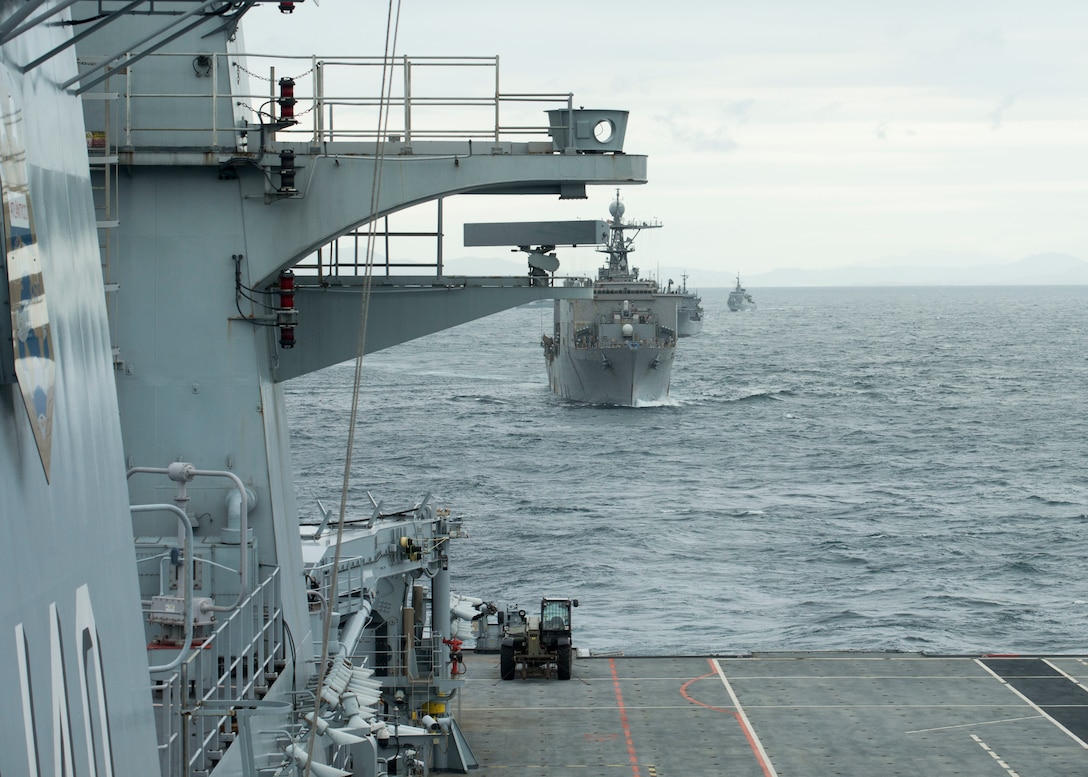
[[239, 147, 648, 286], [272, 278, 591, 381]]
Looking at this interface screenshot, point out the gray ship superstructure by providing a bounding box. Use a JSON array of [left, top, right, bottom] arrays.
[[665, 273, 703, 336], [728, 272, 757, 311], [0, 3, 643, 776], [542, 194, 678, 405]]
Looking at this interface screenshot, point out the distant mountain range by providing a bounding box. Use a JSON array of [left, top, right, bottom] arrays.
[[726, 251, 1088, 287], [731, 252, 1088, 288], [443, 252, 1088, 288]]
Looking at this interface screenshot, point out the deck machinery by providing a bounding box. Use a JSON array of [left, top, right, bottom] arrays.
[[500, 598, 579, 680]]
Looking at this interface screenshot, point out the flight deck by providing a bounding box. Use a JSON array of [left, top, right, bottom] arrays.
[[457, 652, 1088, 776]]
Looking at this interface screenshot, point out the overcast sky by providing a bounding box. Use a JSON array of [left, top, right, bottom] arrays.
[[243, 2, 1088, 277]]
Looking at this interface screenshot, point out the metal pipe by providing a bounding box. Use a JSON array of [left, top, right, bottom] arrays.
[[124, 53, 132, 148], [0, 0, 79, 45], [61, 0, 222, 89], [436, 198, 443, 276], [73, 13, 215, 95], [224, 484, 258, 542], [333, 594, 376, 660], [132, 503, 194, 673], [128, 464, 251, 612], [312, 55, 321, 144], [0, 0, 51, 39], [403, 56, 412, 145], [211, 51, 219, 148], [432, 564, 451, 679], [20, 0, 144, 75], [566, 94, 574, 152], [493, 55, 500, 143]]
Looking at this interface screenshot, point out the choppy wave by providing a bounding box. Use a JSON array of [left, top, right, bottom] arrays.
[[288, 286, 1088, 655]]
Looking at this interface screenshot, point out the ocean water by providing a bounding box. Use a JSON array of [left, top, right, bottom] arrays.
[[285, 286, 1088, 656]]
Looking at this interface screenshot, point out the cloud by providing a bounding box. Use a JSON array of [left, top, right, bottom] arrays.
[[723, 99, 756, 125], [651, 110, 739, 153], [989, 94, 1017, 130]]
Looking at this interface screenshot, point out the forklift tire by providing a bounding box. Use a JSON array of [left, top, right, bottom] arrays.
[[557, 643, 572, 680], [500, 644, 516, 680]]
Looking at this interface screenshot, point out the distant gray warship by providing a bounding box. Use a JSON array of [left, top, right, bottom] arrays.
[[728, 272, 757, 311], [542, 193, 678, 405], [665, 272, 704, 336]]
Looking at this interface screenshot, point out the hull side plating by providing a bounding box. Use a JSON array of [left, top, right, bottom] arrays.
[[676, 302, 703, 337], [0, 8, 161, 774], [546, 339, 674, 405]]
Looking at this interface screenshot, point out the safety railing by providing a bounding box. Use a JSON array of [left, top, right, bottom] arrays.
[[293, 209, 450, 279], [78, 50, 574, 149], [149, 568, 287, 777], [356, 632, 443, 681], [151, 670, 185, 777], [306, 554, 372, 615], [241, 53, 574, 146]]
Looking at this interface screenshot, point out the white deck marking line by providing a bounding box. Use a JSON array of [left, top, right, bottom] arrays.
[[1044, 658, 1088, 695], [975, 658, 1088, 750], [712, 659, 779, 777], [906, 715, 1041, 734], [970, 734, 1022, 777]]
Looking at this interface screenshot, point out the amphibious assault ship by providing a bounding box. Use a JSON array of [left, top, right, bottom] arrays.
[[541, 192, 678, 406]]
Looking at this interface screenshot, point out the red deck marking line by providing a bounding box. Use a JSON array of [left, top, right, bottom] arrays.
[[711, 658, 779, 777], [680, 671, 735, 713], [680, 668, 777, 776], [609, 658, 641, 777]]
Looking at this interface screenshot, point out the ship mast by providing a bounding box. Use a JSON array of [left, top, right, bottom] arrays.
[[598, 188, 662, 281]]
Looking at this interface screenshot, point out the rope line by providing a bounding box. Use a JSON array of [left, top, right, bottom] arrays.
[[232, 60, 314, 83], [304, 2, 403, 775]]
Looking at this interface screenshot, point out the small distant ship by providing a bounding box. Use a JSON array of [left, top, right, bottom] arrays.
[[728, 273, 757, 311], [543, 193, 678, 405], [664, 273, 703, 336]]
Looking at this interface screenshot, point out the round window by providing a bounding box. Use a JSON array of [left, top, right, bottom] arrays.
[[593, 119, 615, 144]]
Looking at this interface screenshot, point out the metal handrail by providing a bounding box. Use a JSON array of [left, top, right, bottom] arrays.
[[78, 50, 573, 149], [148, 568, 285, 777], [307, 554, 372, 615]]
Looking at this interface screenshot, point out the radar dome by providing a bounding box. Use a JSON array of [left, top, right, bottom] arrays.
[[609, 198, 625, 220], [622, 323, 634, 337]]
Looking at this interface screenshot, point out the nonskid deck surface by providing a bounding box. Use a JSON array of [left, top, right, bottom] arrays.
[[457, 652, 1088, 776]]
